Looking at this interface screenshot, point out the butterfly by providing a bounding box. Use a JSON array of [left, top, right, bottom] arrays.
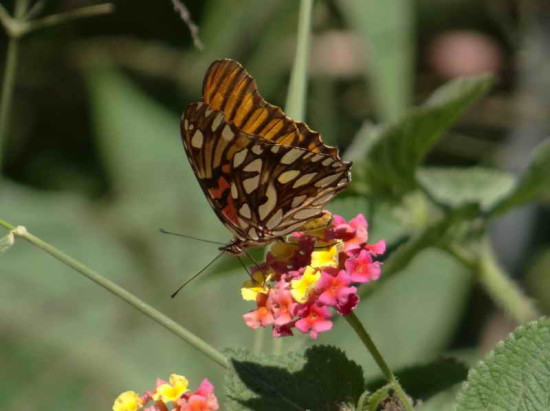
[[181, 59, 352, 255]]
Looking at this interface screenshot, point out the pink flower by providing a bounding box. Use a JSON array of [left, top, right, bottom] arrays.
[[367, 240, 386, 256], [316, 269, 354, 307], [295, 303, 333, 339], [243, 294, 274, 328], [329, 214, 368, 252], [241, 212, 385, 339], [178, 379, 219, 411], [336, 292, 359, 315], [115, 375, 218, 411], [267, 287, 296, 326], [345, 249, 381, 283]]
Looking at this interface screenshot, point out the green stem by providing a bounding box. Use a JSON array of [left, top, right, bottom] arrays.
[[14, 0, 31, 18], [284, 0, 313, 121], [0, 218, 230, 369], [0, 37, 19, 170], [345, 312, 414, 411], [24, 4, 114, 34], [476, 237, 540, 323], [0, 1, 113, 170]]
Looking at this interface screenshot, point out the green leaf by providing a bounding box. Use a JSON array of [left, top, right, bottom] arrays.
[[85, 64, 183, 196], [225, 345, 365, 410], [456, 317, 550, 410], [367, 358, 468, 401], [337, 0, 414, 121], [360, 74, 494, 198], [343, 121, 384, 163], [417, 167, 516, 211], [0, 180, 150, 390], [378, 203, 479, 281], [490, 139, 550, 215]]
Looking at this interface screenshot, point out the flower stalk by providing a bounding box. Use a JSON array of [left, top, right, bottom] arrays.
[[284, 0, 313, 121], [0, 218, 230, 369], [0, 36, 19, 169], [345, 312, 414, 411]]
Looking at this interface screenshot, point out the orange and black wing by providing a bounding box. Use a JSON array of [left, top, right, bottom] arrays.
[[181, 103, 351, 243], [202, 59, 339, 157]]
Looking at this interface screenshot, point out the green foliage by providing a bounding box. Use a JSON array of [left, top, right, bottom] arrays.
[[490, 140, 550, 215], [0, 180, 151, 407], [2, 1, 549, 409], [418, 167, 516, 211], [357, 74, 494, 198], [367, 358, 468, 401], [337, 0, 414, 121], [225, 346, 364, 410], [456, 318, 550, 410], [378, 203, 479, 280]]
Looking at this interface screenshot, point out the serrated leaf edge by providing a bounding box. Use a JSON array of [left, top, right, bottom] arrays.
[[454, 317, 549, 410]]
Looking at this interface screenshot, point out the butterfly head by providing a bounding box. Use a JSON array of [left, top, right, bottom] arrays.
[[219, 226, 273, 255], [219, 239, 248, 255]]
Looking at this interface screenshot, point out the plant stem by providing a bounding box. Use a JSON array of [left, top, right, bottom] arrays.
[[0, 37, 19, 170], [24, 4, 114, 34], [0, 218, 230, 369], [284, 0, 313, 121], [14, 0, 31, 18], [476, 237, 540, 323], [345, 312, 414, 411], [0, 1, 113, 170]]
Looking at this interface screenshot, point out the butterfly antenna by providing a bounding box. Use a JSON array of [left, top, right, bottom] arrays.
[[243, 249, 262, 273], [159, 228, 226, 245], [236, 255, 253, 279], [171, 251, 225, 298]]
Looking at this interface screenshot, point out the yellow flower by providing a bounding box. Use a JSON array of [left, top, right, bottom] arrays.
[[153, 374, 189, 403], [310, 241, 341, 269], [113, 391, 143, 411], [269, 240, 296, 262], [291, 266, 321, 303], [241, 268, 273, 301]]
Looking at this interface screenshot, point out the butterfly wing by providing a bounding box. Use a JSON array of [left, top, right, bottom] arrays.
[[202, 59, 338, 156], [182, 103, 351, 243]]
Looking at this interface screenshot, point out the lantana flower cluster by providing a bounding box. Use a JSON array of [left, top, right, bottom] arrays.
[[242, 212, 385, 339], [113, 374, 218, 411]]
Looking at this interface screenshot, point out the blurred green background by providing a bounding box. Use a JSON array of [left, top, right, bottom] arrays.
[[0, 0, 549, 409]]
